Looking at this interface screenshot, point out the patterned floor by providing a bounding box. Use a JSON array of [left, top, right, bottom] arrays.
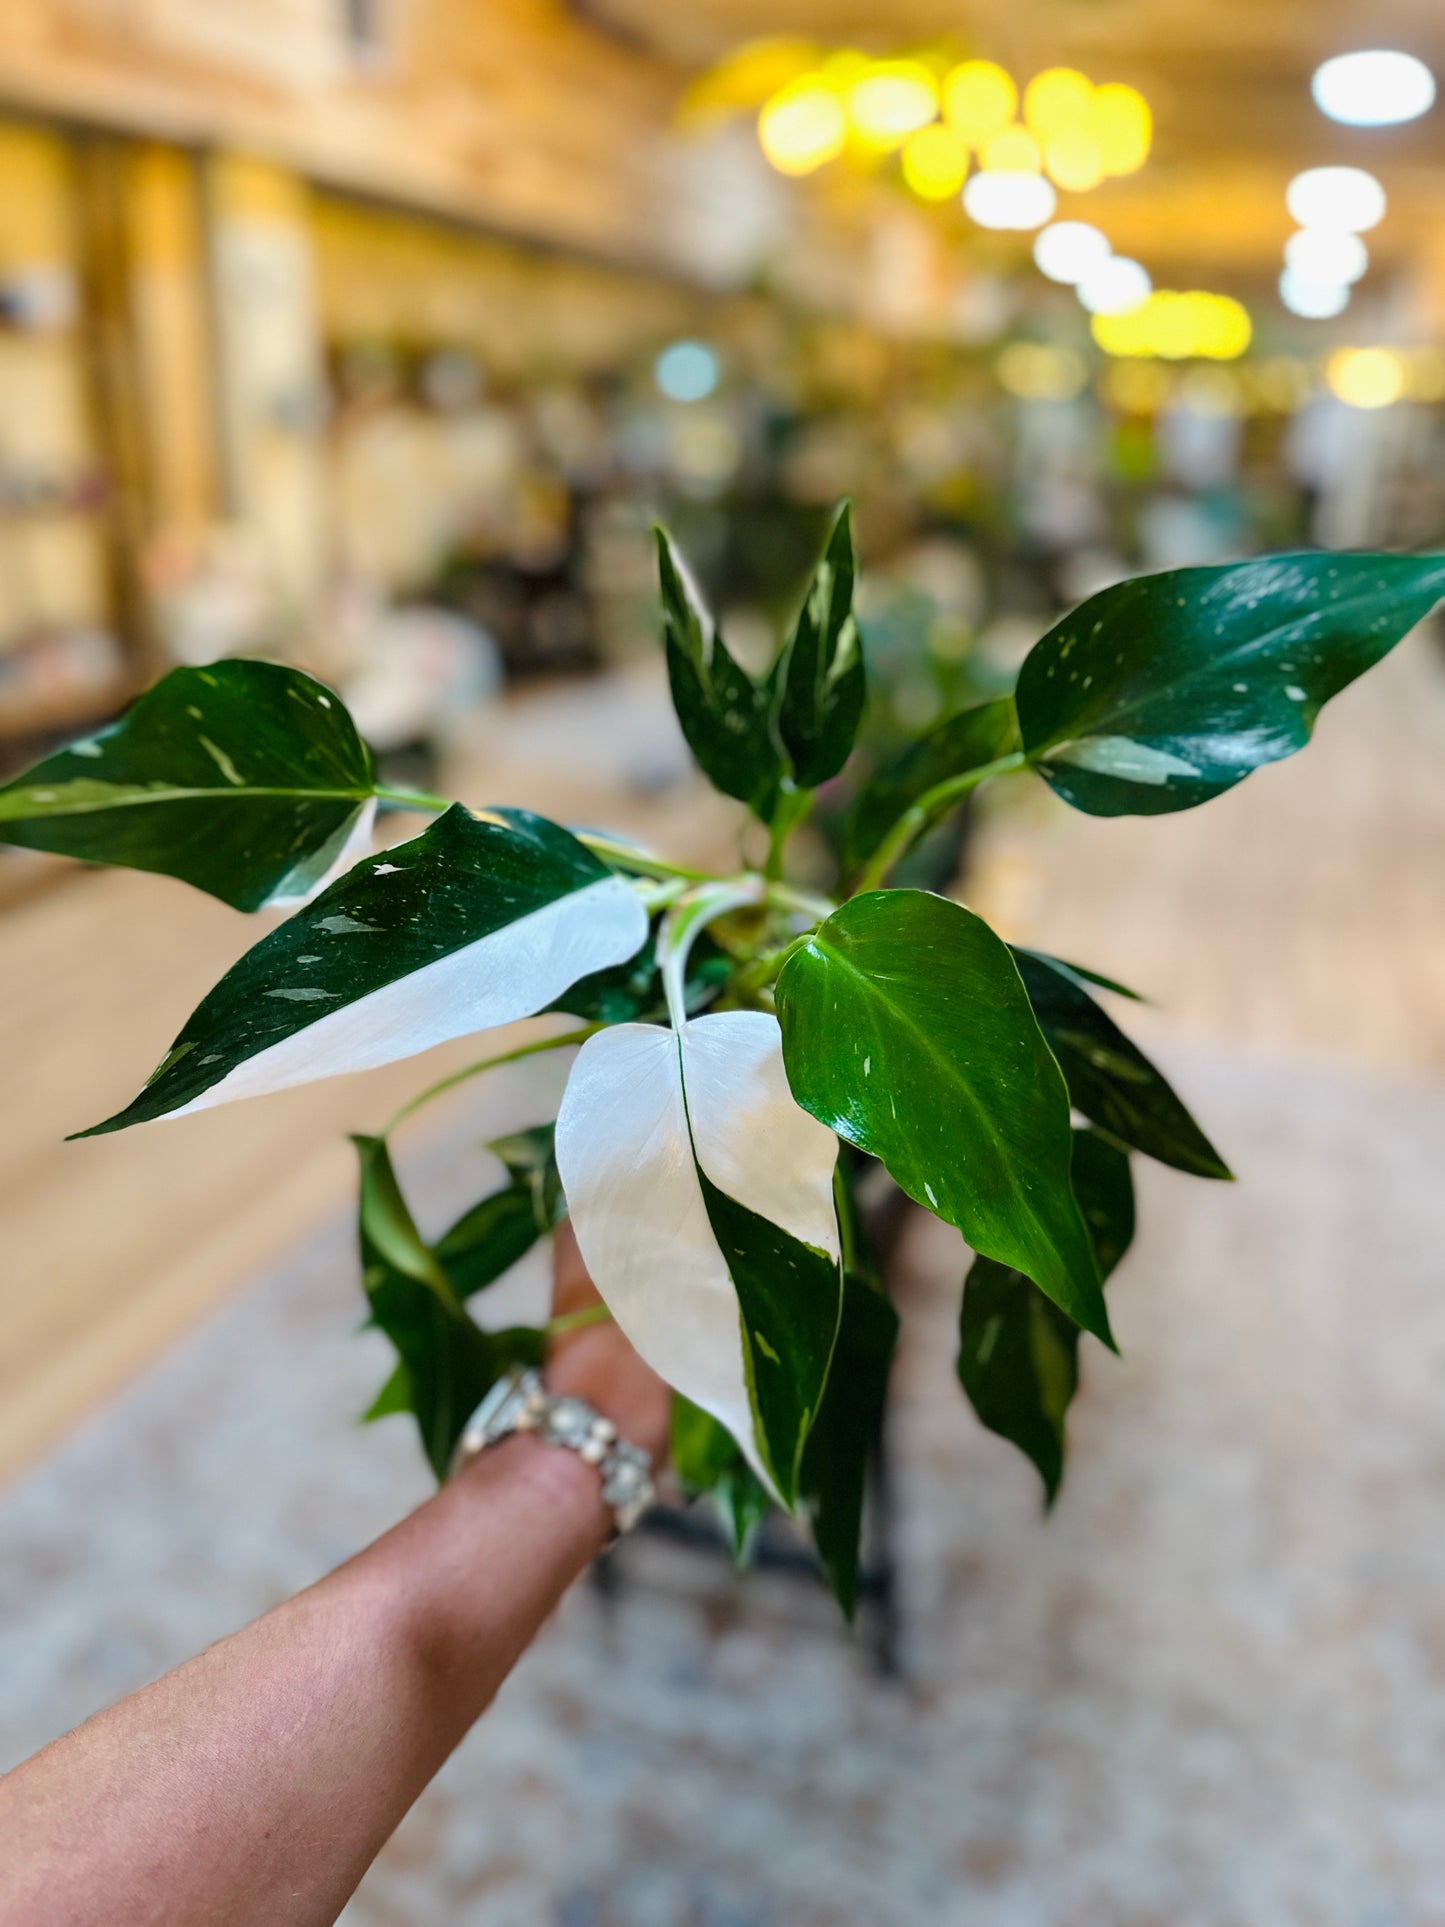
[[2, 1043, 1444, 1926]]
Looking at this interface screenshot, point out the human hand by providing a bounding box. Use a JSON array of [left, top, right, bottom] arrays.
[[544, 1220, 671, 1468]]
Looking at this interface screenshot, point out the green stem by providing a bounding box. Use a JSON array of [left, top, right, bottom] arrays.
[[382, 1025, 600, 1136], [573, 833, 711, 884], [852, 751, 1026, 894], [764, 787, 814, 882], [375, 783, 454, 814], [543, 1303, 614, 1339]]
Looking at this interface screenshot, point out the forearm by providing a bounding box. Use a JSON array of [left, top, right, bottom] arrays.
[[0, 1435, 609, 1927]]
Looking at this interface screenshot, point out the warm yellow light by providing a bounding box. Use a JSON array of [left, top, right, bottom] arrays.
[[1092, 290, 1251, 360], [1087, 83, 1151, 175], [996, 341, 1089, 401], [1194, 293, 1252, 360], [759, 78, 848, 175], [942, 61, 1018, 143], [984, 125, 1043, 174], [1024, 68, 1094, 139], [847, 61, 939, 148], [1326, 347, 1407, 410], [1044, 131, 1105, 192], [901, 123, 969, 199]]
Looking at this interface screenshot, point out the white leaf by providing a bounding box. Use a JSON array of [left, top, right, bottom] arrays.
[[268, 796, 378, 908], [554, 1010, 839, 1493], [169, 873, 646, 1116]]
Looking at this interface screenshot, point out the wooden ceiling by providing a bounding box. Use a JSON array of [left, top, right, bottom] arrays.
[[577, 0, 1445, 280]]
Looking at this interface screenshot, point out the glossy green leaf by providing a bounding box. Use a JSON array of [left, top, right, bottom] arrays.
[[0, 659, 376, 910], [775, 501, 866, 788], [77, 805, 648, 1136], [697, 1166, 843, 1508], [671, 1395, 774, 1564], [657, 528, 784, 812], [776, 889, 1111, 1346], [1017, 553, 1445, 815], [958, 1127, 1134, 1503], [434, 1124, 564, 1297], [799, 1270, 899, 1618], [845, 695, 1020, 873], [1012, 948, 1230, 1179]]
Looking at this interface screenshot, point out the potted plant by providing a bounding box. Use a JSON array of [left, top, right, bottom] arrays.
[[2, 510, 1440, 1617]]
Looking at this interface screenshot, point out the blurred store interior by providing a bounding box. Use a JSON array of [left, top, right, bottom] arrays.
[[2, 3, 1445, 1916]]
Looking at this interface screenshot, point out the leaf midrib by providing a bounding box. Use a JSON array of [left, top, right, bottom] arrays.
[[0, 782, 373, 818], [803, 929, 1058, 1226]]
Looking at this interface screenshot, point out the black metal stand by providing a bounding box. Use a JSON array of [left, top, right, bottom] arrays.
[[592, 1184, 916, 1680]]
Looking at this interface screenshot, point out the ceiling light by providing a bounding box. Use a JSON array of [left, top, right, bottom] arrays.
[[847, 61, 939, 148], [1033, 221, 1111, 283], [1326, 346, 1407, 409], [1092, 291, 1251, 360], [963, 170, 1058, 230], [758, 79, 847, 174], [1023, 68, 1094, 139], [1312, 50, 1435, 126], [1086, 83, 1152, 175], [942, 61, 1018, 143], [1278, 271, 1350, 319], [1284, 228, 1368, 286], [1077, 256, 1152, 315], [901, 124, 969, 199], [1285, 166, 1387, 234]]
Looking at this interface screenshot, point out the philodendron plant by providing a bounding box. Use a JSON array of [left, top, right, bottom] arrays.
[[4, 508, 1441, 1615]]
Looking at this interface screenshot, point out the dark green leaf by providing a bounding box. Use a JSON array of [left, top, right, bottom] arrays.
[[434, 1123, 565, 1297], [671, 1396, 774, 1565], [657, 528, 784, 812], [354, 1134, 499, 1478], [845, 695, 1020, 873], [77, 805, 646, 1136], [776, 890, 1111, 1346], [800, 1270, 899, 1618], [1019, 950, 1145, 1003], [0, 659, 375, 910], [362, 1361, 413, 1423], [958, 1128, 1133, 1502], [696, 1167, 843, 1508], [1068, 1126, 1136, 1282], [710, 1463, 774, 1566], [1017, 553, 1445, 815], [1012, 948, 1230, 1179], [775, 501, 866, 788], [549, 925, 731, 1025]]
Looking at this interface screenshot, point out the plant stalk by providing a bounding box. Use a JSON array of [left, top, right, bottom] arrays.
[[381, 1025, 600, 1136], [852, 751, 1026, 894]]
